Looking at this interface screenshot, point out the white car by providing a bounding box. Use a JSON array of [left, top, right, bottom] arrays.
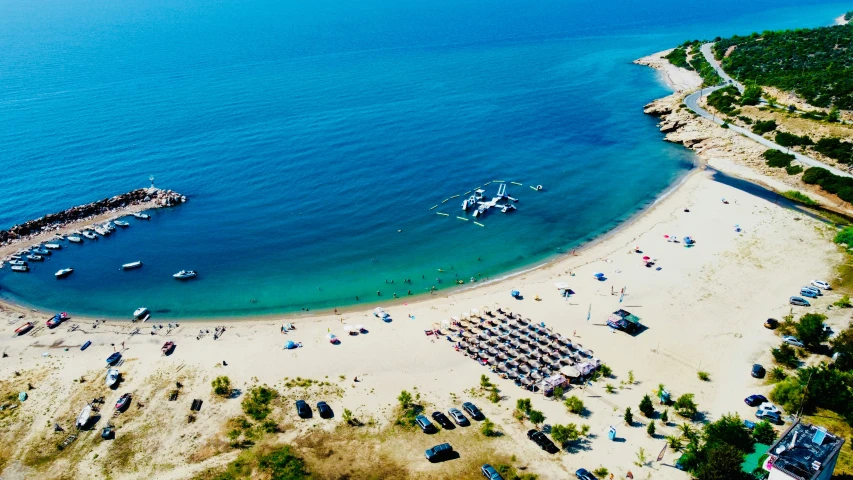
[[757, 402, 781, 414], [782, 336, 804, 348], [811, 280, 831, 290]]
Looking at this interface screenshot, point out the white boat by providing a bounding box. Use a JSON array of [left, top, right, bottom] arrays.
[[81, 231, 97, 240], [55, 268, 74, 278], [9, 260, 27, 266], [114, 220, 130, 227], [67, 236, 82, 243], [26, 255, 44, 262], [173, 270, 198, 279], [105, 368, 120, 387], [94, 227, 108, 236], [44, 243, 62, 250], [133, 307, 149, 320], [122, 261, 143, 270], [76, 404, 92, 429], [133, 212, 150, 220], [462, 199, 469, 210], [11, 265, 29, 272]]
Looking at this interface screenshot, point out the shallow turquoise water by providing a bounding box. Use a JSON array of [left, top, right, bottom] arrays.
[[0, 0, 848, 318]]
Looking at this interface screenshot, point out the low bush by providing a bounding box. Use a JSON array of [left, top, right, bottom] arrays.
[[785, 165, 804, 175], [763, 149, 795, 168], [212, 376, 232, 397], [781, 190, 817, 205], [775, 131, 814, 147], [752, 120, 777, 135]]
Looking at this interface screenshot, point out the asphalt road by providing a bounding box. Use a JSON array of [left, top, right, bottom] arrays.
[[679, 45, 852, 178]]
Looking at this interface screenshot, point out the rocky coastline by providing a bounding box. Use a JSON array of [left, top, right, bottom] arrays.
[[0, 188, 186, 251]]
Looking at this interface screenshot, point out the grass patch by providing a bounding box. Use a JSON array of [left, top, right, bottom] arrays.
[[781, 190, 819, 206]]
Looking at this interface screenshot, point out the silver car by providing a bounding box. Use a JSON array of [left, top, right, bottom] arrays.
[[447, 408, 469, 426]]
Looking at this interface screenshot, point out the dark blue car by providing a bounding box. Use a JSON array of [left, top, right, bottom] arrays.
[[106, 352, 122, 365], [576, 468, 598, 480]]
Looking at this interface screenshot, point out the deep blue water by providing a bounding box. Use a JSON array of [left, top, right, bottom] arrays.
[[0, 0, 848, 318]]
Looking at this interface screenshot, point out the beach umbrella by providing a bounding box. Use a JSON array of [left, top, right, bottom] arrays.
[[451, 316, 460, 322], [520, 364, 531, 373], [488, 337, 500, 346], [642, 255, 651, 261], [497, 362, 507, 371], [478, 332, 489, 340], [507, 370, 518, 379], [530, 371, 542, 380], [560, 356, 574, 365], [561, 365, 581, 378], [498, 352, 508, 361], [529, 360, 541, 369], [554, 282, 569, 290], [343, 325, 353, 334], [462, 330, 472, 338], [488, 347, 499, 356], [471, 308, 479, 316], [488, 357, 497, 365]]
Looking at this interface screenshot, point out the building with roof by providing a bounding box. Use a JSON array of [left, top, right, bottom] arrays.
[[762, 419, 845, 480]]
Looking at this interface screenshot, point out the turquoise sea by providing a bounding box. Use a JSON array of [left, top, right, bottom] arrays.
[[0, 0, 848, 318]]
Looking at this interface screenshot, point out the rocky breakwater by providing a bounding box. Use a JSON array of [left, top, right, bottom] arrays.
[[0, 188, 186, 248]]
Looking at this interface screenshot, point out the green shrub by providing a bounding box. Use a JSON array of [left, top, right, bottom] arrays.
[[707, 86, 741, 115], [674, 394, 698, 419], [814, 137, 853, 164], [740, 84, 762, 105], [795, 312, 830, 350], [647, 421, 656, 437], [737, 115, 754, 124], [661, 409, 669, 423], [752, 421, 777, 444], [769, 367, 788, 382], [242, 385, 278, 421], [481, 418, 499, 437], [775, 131, 814, 147], [664, 47, 693, 70], [212, 376, 232, 397], [257, 446, 309, 479], [593, 467, 609, 477], [785, 165, 804, 175], [551, 423, 579, 445], [565, 396, 584, 415], [516, 398, 532, 414], [639, 395, 655, 418], [834, 294, 852, 308], [763, 149, 795, 168], [752, 120, 777, 134], [772, 343, 799, 368], [697, 371, 710, 381], [624, 407, 634, 425], [528, 410, 544, 425]]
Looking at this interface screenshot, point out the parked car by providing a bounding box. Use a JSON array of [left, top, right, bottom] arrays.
[[751, 364, 765, 378], [764, 318, 778, 329], [789, 296, 810, 306], [744, 394, 768, 407], [295, 399, 311, 418], [425, 443, 453, 462], [432, 411, 454, 429], [756, 409, 783, 424], [802, 286, 821, 296], [448, 408, 469, 426], [481, 464, 504, 480], [756, 402, 781, 414], [575, 468, 598, 480], [811, 280, 831, 290], [782, 336, 804, 348], [317, 401, 333, 419], [416, 414, 437, 433], [462, 402, 484, 420], [799, 288, 818, 299], [527, 429, 559, 454]]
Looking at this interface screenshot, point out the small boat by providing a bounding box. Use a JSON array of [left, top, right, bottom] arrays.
[[11, 265, 29, 272], [133, 307, 149, 321], [122, 261, 143, 270], [462, 199, 469, 210], [9, 260, 27, 266], [81, 231, 97, 240], [26, 255, 43, 262], [133, 212, 150, 220], [114, 220, 130, 227], [94, 226, 109, 236], [9, 255, 22, 260], [76, 404, 92, 429], [46, 312, 68, 328], [15, 322, 34, 336], [106, 352, 122, 365], [115, 393, 131, 410], [81, 340, 92, 351], [161, 341, 175, 354], [173, 270, 197, 279], [55, 268, 74, 278], [44, 243, 62, 250], [106, 368, 120, 387], [67, 236, 82, 243], [31, 247, 50, 255]]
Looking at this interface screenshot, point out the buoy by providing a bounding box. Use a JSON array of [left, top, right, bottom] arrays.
[[456, 216, 469, 221], [473, 222, 485, 227], [398, 229, 402, 232], [448, 194, 460, 199], [483, 182, 491, 186], [511, 181, 523, 186], [429, 205, 438, 210], [463, 191, 471, 195], [436, 212, 449, 217], [441, 198, 449, 204]]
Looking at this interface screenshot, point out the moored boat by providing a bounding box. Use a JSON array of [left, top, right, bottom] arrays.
[[76, 404, 92, 429], [122, 261, 143, 270], [11, 265, 29, 272], [67, 236, 82, 243], [106, 352, 122, 365], [114, 220, 130, 227], [26, 254, 44, 261], [94, 226, 109, 236], [133, 307, 149, 321], [173, 270, 197, 279], [106, 368, 120, 387], [133, 212, 150, 220], [115, 393, 131, 410], [46, 312, 68, 328], [55, 268, 74, 278], [162, 341, 175, 354], [31, 247, 51, 255], [44, 243, 62, 250], [81, 231, 97, 240], [15, 322, 34, 335], [9, 260, 27, 266]]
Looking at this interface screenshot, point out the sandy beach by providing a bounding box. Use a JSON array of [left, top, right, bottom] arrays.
[[0, 164, 848, 479], [836, 14, 849, 25], [633, 50, 703, 93]]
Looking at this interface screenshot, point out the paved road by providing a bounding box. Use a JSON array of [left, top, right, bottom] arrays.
[[680, 44, 853, 178], [700, 43, 743, 93]]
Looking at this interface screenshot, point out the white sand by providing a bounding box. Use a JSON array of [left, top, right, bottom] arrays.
[[0, 167, 846, 479], [836, 14, 849, 25], [634, 50, 702, 92]]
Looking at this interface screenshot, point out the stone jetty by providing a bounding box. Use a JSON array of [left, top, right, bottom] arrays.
[[0, 188, 186, 249]]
